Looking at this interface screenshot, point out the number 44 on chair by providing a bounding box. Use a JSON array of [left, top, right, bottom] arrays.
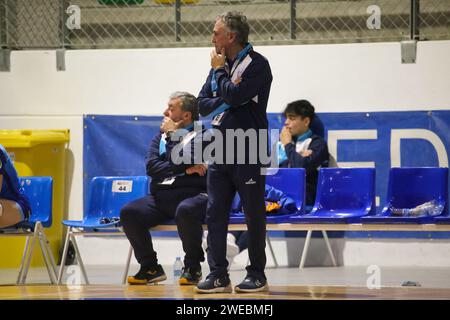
[[112, 180, 133, 193]]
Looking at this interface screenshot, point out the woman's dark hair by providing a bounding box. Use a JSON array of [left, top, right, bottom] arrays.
[[283, 99, 315, 121]]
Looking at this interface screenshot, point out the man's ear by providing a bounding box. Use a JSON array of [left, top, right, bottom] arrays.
[[184, 111, 192, 122], [305, 117, 311, 127], [228, 31, 236, 44]]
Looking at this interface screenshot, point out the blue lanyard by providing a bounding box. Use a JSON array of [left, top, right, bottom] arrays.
[[209, 44, 252, 120], [230, 43, 252, 76], [211, 43, 252, 97], [159, 123, 195, 156], [295, 129, 312, 142]]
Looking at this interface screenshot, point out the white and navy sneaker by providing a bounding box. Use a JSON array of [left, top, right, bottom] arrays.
[[194, 275, 232, 294], [234, 276, 269, 293]]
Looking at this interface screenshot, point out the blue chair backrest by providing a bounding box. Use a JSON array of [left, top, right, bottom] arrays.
[[384, 167, 448, 214], [314, 168, 375, 213], [310, 115, 325, 139], [85, 176, 149, 220], [231, 193, 241, 212], [265, 168, 305, 212], [19, 177, 53, 228]]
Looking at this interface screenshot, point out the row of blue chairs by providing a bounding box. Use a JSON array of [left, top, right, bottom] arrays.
[[57, 167, 448, 283], [230, 167, 449, 224], [4, 167, 448, 284], [60, 167, 450, 231], [237, 167, 447, 269]]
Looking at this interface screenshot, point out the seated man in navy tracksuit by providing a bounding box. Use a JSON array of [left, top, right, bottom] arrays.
[[121, 92, 208, 286], [227, 100, 329, 261]]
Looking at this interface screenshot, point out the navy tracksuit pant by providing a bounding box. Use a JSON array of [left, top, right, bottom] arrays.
[[206, 164, 267, 280], [120, 188, 207, 270]]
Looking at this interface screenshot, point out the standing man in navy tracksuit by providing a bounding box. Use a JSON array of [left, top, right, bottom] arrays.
[[195, 11, 273, 293], [121, 92, 208, 286]]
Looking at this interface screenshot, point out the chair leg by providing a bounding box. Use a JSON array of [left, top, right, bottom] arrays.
[[36, 223, 56, 284], [299, 230, 312, 269], [122, 246, 133, 285], [321, 230, 337, 267], [20, 227, 39, 284], [266, 234, 279, 268], [38, 223, 58, 281], [71, 235, 89, 285], [38, 232, 55, 284], [16, 235, 31, 285], [57, 227, 71, 284], [36, 223, 57, 279]]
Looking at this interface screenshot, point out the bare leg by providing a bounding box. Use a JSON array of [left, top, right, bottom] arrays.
[[0, 199, 24, 228]]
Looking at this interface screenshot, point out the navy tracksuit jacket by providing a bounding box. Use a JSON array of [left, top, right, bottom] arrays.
[[281, 134, 329, 206]]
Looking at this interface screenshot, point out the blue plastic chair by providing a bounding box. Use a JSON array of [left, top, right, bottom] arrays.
[[63, 176, 149, 229], [58, 176, 149, 284], [362, 167, 448, 224], [289, 168, 376, 224], [434, 167, 450, 223], [285, 168, 374, 269], [19, 177, 53, 228], [229, 168, 305, 224], [0, 177, 55, 284]]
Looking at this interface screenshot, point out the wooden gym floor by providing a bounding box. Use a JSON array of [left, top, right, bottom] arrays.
[[2, 266, 450, 300], [1, 283, 450, 300]]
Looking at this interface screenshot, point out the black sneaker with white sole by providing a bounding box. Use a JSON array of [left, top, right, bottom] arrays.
[[234, 276, 269, 293], [194, 275, 232, 294]]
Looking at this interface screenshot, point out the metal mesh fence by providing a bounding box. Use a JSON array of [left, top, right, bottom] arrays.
[[0, 0, 449, 49], [2, 0, 63, 49], [419, 0, 450, 40], [293, 0, 411, 43]]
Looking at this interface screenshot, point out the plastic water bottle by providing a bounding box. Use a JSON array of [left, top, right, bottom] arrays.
[[410, 200, 443, 217], [173, 256, 183, 283], [391, 200, 443, 217]]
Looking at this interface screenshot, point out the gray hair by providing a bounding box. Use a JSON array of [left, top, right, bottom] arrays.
[[216, 11, 250, 46], [169, 91, 199, 121]]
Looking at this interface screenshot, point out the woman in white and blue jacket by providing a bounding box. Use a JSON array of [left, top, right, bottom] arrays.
[[278, 100, 329, 207]]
